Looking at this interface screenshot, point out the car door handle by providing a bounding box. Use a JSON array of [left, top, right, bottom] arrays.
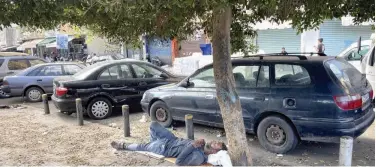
[[101, 84, 110, 88], [37, 79, 42, 82], [139, 81, 147, 86], [6, 72, 14, 75], [205, 95, 214, 99], [119, 86, 135, 91]]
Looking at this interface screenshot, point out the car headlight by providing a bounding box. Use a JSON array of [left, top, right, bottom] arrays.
[[142, 92, 147, 100], [142, 91, 152, 102]]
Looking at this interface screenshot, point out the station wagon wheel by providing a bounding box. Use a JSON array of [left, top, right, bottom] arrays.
[[266, 125, 286, 145], [257, 115, 299, 153], [87, 97, 113, 120], [150, 101, 173, 127], [25, 87, 44, 102]]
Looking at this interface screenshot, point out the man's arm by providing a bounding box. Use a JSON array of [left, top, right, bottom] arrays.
[[175, 144, 196, 166]]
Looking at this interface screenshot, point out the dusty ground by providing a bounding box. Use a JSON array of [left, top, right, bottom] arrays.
[[0, 105, 172, 166], [1, 97, 375, 166]]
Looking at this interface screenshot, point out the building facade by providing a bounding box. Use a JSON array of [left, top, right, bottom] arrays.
[[255, 19, 374, 56]]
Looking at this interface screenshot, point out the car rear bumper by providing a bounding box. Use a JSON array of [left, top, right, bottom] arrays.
[[51, 95, 77, 112], [294, 109, 375, 142], [1, 85, 10, 94], [0, 85, 23, 97]]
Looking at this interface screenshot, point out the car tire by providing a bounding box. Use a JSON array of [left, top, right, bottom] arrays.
[[257, 116, 299, 154], [25, 87, 44, 102], [150, 101, 172, 127], [87, 97, 112, 120]]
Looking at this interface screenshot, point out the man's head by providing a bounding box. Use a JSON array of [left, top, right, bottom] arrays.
[[318, 38, 323, 43], [204, 141, 227, 154], [282, 47, 285, 51]]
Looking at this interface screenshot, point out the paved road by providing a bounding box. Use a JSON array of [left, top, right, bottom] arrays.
[[1, 97, 375, 166]]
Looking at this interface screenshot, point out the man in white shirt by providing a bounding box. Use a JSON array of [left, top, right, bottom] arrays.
[[208, 150, 233, 166]]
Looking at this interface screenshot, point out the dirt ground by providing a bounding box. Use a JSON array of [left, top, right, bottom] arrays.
[[0, 105, 173, 166], [1, 98, 374, 166]]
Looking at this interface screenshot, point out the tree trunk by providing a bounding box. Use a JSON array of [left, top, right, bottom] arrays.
[[212, 5, 253, 166]]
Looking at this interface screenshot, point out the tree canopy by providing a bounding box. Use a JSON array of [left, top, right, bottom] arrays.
[[1, 0, 374, 52]]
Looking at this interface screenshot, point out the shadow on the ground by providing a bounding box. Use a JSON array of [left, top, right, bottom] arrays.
[[170, 119, 374, 166]]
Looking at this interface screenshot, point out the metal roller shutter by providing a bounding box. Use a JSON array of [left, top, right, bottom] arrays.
[[319, 20, 373, 56], [147, 38, 172, 65], [257, 28, 301, 53]]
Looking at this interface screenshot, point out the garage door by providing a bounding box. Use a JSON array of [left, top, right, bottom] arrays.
[[320, 20, 374, 56], [257, 28, 301, 54]]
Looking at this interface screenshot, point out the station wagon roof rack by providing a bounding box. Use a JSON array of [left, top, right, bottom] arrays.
[[239, 52, 327, 60]]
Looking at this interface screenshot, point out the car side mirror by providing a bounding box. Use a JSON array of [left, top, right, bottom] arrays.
[[160, 73, 169, 79], [181, 79, 194, 88], [348, 53, 354, 60]]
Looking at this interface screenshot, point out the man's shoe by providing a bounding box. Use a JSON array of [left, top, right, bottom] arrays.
[[111, 141, 128, 150]]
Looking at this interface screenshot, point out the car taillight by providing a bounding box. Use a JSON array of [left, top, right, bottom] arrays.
[[55, 87, 68, 96], [2, 80, 8, 86], [333, 94, 362, 111], [370, 90, 374, 99]]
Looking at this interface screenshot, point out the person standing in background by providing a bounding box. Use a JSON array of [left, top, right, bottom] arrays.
[[281, 47, 288, 55], [315, 38, 326, 56], [43, 53, 51, 62], [53, 52, 58, 62]]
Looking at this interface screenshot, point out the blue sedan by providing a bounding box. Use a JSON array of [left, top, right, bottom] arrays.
[[1, 63, 85, 102]]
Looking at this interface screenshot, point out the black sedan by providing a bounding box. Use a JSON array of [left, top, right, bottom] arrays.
[[52, 59, 182, 119]]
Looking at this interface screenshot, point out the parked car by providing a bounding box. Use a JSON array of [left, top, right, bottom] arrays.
[[0, 52, 46, 78], [337, 40, 372, 72], [360, 38, 375, 100], [85, 54, 119, 65], [141, 55, 374, 153], [52, 60, 182, 119], [1, 63, 85, 102], [0, 52, 47, 98]]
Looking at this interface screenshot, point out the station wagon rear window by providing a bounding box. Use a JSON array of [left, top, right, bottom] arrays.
[[29, 59, 45, 66], [325, 59, 362, 90], [8, 59, 29, 70]]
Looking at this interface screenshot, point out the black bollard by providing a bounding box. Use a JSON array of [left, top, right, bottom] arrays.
[[42, 94, 50, 114], [185, 114, 194, 140], [122, 105, 130, 137], [76, 98, 83, 126]]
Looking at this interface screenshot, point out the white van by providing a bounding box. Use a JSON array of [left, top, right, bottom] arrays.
[[360, 35, 375, 99], [337, 40, 372, 72]]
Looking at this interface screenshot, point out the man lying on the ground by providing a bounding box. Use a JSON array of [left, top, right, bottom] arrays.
[[111, 121, 229, 166]]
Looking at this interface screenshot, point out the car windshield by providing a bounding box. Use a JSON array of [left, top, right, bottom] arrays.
[[72, 61, 108, 80]]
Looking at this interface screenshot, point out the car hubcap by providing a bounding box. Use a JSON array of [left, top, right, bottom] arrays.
[[91, 101, 109, 118], [156, 108, 167, 122], [266, 124, 286, 145], [28, 89, 41, 101]]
